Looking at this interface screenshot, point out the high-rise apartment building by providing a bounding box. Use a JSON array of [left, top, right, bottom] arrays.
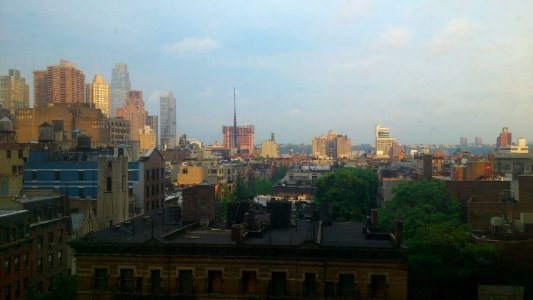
[[474, 137, 482, 147], [121, 90, 146, 142], [222, 124, 255, 153], [0, 69, 29, 114], [86, 74, 110, 116], [110, 64, 131, 117], [496, 127, 512, 150], [146, 115, 159, 146], [160, 92, 176, 149], [375, 124, 395, 157], [260, 133, 279, 158], [312, 130, 351, 159], [32, 59, 85, 108], [460, 137, 468, 147], [139, 125, 157, 153]]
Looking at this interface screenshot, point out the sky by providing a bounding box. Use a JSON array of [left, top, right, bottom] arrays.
[[1, 0, 532, 145]]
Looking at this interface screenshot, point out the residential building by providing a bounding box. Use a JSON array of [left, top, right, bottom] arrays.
[[0, 210, 32, 300], [176, 163, 207, 186], [474, 137, 482, 147], [496, 127, 512, 150], [135, 149, 165, 213], [460, 137, 468, 147], [139, 125, 157, 153], [0, 117, 29, 200], [311, 130, 351, 159], [498, 137, 529, 154], [375, 124, 395, 157], [108, 117, 130, 147], [0, 69, 29, 114], [86, 74, 110, 117], [145, 115, 158, 146], [260, 133, 279, 158], [121, 91, 146, 142], [160, 92, 176, 149], [222, 124, 255, 154], [109, 64, 131, 117], [70, 207, 407, 300], [32, 59, 85, 108]]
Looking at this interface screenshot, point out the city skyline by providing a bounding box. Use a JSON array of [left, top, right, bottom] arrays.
[[1, 1, 532, 144]]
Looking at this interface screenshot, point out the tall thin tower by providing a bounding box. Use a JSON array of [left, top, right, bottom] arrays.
[[233, 88, 239, 152]]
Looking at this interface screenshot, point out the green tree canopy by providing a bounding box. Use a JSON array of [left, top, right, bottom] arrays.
[[314, 168, 378, 221], [379, 180, 496, 300]]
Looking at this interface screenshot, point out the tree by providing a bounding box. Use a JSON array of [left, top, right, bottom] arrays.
[[379, 180, 496, 300], [314, 168, 378, 221], [24, 275, 77, 300]]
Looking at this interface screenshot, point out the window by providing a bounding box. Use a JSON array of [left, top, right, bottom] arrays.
[[6, 150, 11, 158], [370, 275, 387, 299], [106, 177, 112, 192], [48, 231, 54, 244], [48, 254, 53, 269], [14, 256, 19, 272], [146, 170, 150, 179], [324, 282, 335, 300], [23, 253, 28, 268], [271, 272, 287, 296], [58, 229, 63, 242], [178, 270, 193, 293], [304, 273, 316, 297], [78, 171, 84, 180], [57, 250, 63, 264], [37, 235, 43, 250], [54, 171, 60, 181], [136, 277, 143, 292], [18, 150, 23, 159], [14, 281, 20, 298], [37, 257, 42, 273], [208, 270, 223, 293], [94, 269, 108, 289], [78, 188, 85, 198], [4, 284, 10, 300], [241, 271, 257, 294], [4, 257, 10, 275], [32, 171, 37, 180], [120, 269, 134, 292], [145, 186, 150, 197], [338, 274, 354, 298], [151, 269, 161, 292]]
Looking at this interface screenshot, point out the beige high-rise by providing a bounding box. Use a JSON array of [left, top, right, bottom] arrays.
[[86, 74, 110, 116], [33, 59, 85, 108], [0, 69, 29, 114], [375, 124, 395, 157]]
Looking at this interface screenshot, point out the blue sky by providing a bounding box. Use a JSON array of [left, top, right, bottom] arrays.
[[1, 1, 532, 145]]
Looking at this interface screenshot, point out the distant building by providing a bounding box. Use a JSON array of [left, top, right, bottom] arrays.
[[312, 130, 351, 159], [460, 137, 468, 147], [109, 64, 131, 117], [260, 133, 279, 158], [474, 136, 482, 147], [498, 137, 529, 154], [32, 59, 85, 108], [86, 74, 110, 117], [375, 124, 395, 157], [496, 127, 512, 150], [121, 90, 146, 142], [222, 124, 255, 154], [0, 117, 29, 199], [160, 92, 176, 149], [139, 125, 157, 153], [0, 69, 29, 114], [145, 115, 158, 146]]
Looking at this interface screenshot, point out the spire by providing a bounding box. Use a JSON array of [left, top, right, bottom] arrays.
[[233, 88, 239, 152]]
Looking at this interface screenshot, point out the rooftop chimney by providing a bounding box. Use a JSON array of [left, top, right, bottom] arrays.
[[394, 219, 403, 247]]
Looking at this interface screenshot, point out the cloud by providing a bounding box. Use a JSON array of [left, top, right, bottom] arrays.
[[429, 18, 479, 54], [163, 38, 220, 57], [288, 108, 301, 116], [328, 0, 371, 25], [380, 27, 412, 49]]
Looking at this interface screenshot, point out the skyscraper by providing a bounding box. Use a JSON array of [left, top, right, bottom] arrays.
[[0, 69, 29, 114], [86, 74, 110, 117], [121, 90, 146, 142], [159, 91, 176, 149], [474, 137, 482, 147], [496, 127, 512, 150], [460, 137, 468, 147], [110, 64, 131, 117], [32, 59, 85, 108], [375, 124, 395, 157]]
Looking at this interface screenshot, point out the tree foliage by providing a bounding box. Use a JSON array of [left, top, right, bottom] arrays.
[[314, 168, 378, 221], [24, 275, 77, 300], [379, 180, 496, 300]]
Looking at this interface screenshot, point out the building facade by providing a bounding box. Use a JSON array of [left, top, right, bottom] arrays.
[[86, 74, 110, 117], [222, 124, 255, 154], [109, 64, 131, 118], [0, 69, 29, 114], [145, 115, 158, 146], [32, 59, 85, 108], [375, 124, 395, 157], [159, 92, 176, 149], [121, 91, 146, 143], [311, 130, 351, 159], [139, 126, 157, 153]]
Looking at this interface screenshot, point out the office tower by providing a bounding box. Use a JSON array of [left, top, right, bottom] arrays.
[[222, 124, 255, 154], [496, 127, 512, 150], [311, 130, 351, 159], [460, 137, 468, 147], [146, 115, 159, 146], [86, 74, 110, 116], [32, 59, 85, 108], [375, 124, 395, 157], [474, 137, 482, 147], [0, 69, 29, 114], [122, 90, 146, 142], [160, 92, 176, 149], [110, 64, 131, 117]]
